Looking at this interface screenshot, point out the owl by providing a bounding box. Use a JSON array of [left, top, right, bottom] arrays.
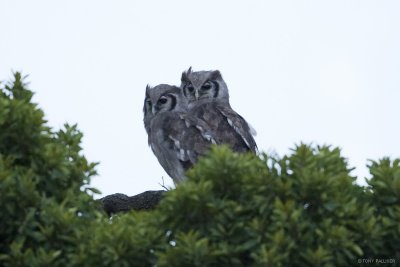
[[145, 84, 215, 184], [181, 67, 258, 153]]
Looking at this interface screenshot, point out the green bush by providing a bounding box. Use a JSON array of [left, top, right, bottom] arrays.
[[0, 73, 399, 266], [0, 73, 101, 266]]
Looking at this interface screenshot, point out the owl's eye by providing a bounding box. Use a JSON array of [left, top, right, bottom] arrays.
[[146, 99, 151, 106], [186, 85, 194, 92], [158, 97, 168, 104], [201, 82, 212, 90]]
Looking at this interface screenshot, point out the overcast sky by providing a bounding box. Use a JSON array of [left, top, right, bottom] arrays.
[[1, 1, 399, 197]]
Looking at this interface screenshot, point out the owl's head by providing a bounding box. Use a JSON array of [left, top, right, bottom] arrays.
[[144, 84, 186, 119], [181, 67, 229, 105]]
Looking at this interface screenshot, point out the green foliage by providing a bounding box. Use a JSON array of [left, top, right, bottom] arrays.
[[155, 145, 390, 266], [1, 73, 399, 266], [0, 73, 101, 266]]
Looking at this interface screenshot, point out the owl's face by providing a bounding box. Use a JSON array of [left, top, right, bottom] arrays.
[[181, 67, 229, 105], [144, 84, 186, 119]]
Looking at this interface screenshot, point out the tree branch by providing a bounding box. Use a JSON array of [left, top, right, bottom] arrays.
[[100, 190, 166, 216]]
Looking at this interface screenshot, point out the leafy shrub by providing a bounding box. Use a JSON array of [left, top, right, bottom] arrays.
[[0, 73, 398, 266], [0, 73, 100, 266]]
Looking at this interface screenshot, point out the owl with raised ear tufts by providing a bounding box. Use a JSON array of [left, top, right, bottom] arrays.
[[180, 67, 258, 154], [145, 84, 216, 184]]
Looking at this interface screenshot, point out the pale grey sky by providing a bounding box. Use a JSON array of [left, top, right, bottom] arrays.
[[1, 0, 399, 197]]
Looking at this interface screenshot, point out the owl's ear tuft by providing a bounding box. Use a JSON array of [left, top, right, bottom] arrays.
[[210, 70, 222, 81], [146, 84, 152, 96], [181, 67, 192, 83]]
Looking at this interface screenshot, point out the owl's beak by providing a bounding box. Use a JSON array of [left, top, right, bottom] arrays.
[[194, 89, 199, 100], [151, 106, 156, 115]]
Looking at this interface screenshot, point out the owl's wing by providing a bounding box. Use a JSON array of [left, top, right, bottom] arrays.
[[167, 114, 216, 169], [215, 104, 258, 154], [179, 114, 216, 144], [150, 127, 187, 183]]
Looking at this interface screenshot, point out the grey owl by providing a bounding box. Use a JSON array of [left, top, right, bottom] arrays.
[[181, 67, 258, 153], [145, 84, 216, 184]]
